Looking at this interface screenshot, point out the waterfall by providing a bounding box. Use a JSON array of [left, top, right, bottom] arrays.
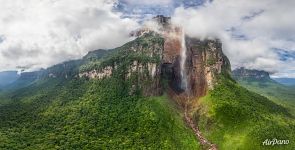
[[180, 30, 188, 91]]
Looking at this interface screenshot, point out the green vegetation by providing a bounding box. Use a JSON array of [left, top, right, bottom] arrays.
[[0, 33, 199, 149], [206, 58, 215, 66], [237, 79, 295, 115], [79, 32, 163, 73], [0, 77, 199, 149], [195, 77, 295, 150]]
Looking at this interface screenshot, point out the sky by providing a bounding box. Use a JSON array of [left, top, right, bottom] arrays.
[[0, 0, 294, 78]]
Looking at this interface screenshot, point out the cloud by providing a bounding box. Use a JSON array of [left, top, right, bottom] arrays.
[[0, 0, 139, 71], [1, 0, 295, 78], [172, 0, 295, 77]]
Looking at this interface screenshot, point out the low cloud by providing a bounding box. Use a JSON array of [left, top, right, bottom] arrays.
[[172, 0, 295, 77], [0, 0, 139, 71]]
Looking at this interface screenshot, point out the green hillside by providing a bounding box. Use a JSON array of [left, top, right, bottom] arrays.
[[232, 68, 295, 116], [0, 77, 199, 149], [0, 33, 199, 149], [195, 77, 295, 150], [237, 80, 295, 114]]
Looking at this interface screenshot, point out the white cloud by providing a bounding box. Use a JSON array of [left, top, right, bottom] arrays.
[[0, 0, 139, 71], [1, 0, 295, 78], [172, 0, 295, 77]]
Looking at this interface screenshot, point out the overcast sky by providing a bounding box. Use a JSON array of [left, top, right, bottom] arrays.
[[0, 0, 294, 78]]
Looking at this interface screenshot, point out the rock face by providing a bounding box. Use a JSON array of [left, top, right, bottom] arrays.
[[79, 66, 113, 79], [186, 38, 231, 97], [162, 36, 231, 98], [79, 32, 165, 96], [79, 15, 231, 99], [155, 16, 231, 99], [232, 67, 272, 81]]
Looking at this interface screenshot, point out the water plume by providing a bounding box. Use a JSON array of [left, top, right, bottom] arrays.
[[180, 29, 188, 91]]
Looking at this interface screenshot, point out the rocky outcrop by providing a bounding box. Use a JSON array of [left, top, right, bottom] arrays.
[[153, 15, 171, 27], [79, 66, 113, 79]]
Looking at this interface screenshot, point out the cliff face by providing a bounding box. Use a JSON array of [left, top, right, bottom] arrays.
[[79, 32, 165, 96], [155, 16, 231, 99], [160, 36, 231, 110], [79, 16, 231, 100], [186, 38, 231, 97]]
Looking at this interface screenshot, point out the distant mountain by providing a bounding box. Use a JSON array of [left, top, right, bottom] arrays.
[[273, 78, 295, 86], [232, 67, 273, 82], [4, 71, 42, 91], [0, 71, 20, 88]]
